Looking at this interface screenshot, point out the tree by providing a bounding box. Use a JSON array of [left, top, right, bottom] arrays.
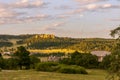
[[0, 53, 4, 69], [100, 55, 111, 69], [110, 26, 120, 38], [107, 49, 120, 80], [62, 51, 99, 68], [107, 26, 120, 80], [14, 46, 30, 69]]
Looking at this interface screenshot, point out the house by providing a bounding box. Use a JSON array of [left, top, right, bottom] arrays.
[[3, 52, 11, 55], [91, 51, 111, 62], [47, 55, 61, 62]]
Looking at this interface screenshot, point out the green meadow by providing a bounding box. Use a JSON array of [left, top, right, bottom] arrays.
[[0, 69, 107, 80]]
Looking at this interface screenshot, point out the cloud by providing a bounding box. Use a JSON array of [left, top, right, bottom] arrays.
[[86, 4, 98, 10], [85, 3, 120, 10], [74, 0, 107, 4], [54, 5, 72, 10], [68, 3, 119, 14], [10, 0, 46, 8], [109, 18, 120, 21], [57, 15, 71, 19], [0, 0, 48, 25], [0, 4, 48, 25], [21, 14, 49, 22], [43, 22, 65, 31], [0, 7, 24, 18], [102, 4, 112, 8]]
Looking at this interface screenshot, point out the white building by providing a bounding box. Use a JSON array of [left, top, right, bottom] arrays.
[[91, 51, 111, 62]]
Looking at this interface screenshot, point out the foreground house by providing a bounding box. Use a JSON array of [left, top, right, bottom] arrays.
[[91, 51, 111, 62]]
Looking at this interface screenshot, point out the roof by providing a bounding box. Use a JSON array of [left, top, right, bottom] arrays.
[[91, 51, 111, 57]]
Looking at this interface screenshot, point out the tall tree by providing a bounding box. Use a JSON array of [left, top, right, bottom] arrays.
[[110, 26, 120, 38], [14, 46, 30, 69], [107, 26, 120, 80]]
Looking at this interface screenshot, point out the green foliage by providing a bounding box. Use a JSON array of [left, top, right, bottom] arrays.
[[110, 26, 120, 38], [4, 58, 19, 70], [107, 49, 120, 80], [26, 36, 115, 52], [0, 57, 5, 69], [35, 62, 59, 72], [58, 65, 88, 74], [26, 37, 76, 49], [0, 34, 34, 40], [35, 62, 88, 74], [30, 55, 40, 69], [0, 34, 116, 52], [106, 26, 120, 80], [69, 40, 115, 52], [60, 51, 99, 68], [0, 42, 13, 47], [59, 58, 71, 65], [14, 46, 30, 69], [100, 55, 112, 69]]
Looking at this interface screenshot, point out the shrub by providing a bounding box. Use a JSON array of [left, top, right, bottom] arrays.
[[35, 62, 88, 74], [4, 58, 19, 70], [35, 62, 59, 72], [58, 65, 88, 74], [30, 55, 40, 69]]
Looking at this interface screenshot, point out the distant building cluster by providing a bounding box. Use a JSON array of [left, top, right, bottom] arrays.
[[47, 55, 61, 62]]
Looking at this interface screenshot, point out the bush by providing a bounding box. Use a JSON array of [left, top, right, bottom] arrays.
[[35, 62, 59, 72], [58, 65, 88, 74], [35, 62, 88, 74], [4, 58, 19, 70], [30, 55, 40, 69]]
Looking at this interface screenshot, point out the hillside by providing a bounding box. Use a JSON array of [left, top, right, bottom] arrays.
[[0, 34, 116, 52]]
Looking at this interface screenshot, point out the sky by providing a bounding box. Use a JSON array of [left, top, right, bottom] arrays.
[[0, 0, 120, 38]]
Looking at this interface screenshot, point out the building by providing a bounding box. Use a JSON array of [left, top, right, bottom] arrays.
[[91, 51, 111, 62], [47, 55, 61, 62]]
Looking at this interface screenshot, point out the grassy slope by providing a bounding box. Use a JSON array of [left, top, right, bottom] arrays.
[[0, 69, 107, 80]]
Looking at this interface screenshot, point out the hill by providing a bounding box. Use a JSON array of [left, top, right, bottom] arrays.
[[0, 34, 116, 52]]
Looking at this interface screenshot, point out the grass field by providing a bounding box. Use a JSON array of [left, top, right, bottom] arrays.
[[0, 69, 107, 80]]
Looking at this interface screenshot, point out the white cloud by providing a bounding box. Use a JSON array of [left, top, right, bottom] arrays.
[[43, 22, 65, 31], [63, 0, 119, 17], [75, 0, 107, 4], [0, 0, 48, 25], [102, 4, 112, 8], [86, 4, 98, 10], [11, 0, 45, 8]]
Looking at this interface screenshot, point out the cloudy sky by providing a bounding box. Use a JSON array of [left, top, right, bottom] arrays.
[[0, 0, 120, 38]]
